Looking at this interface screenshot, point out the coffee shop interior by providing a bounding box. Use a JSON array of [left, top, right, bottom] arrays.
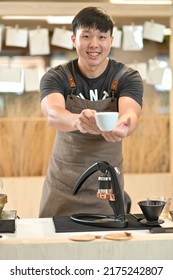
[[1, 0, 173, 261], [0, 1, 173, 219]]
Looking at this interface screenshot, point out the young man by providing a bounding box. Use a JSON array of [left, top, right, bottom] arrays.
[[39, 6, 143, 217]]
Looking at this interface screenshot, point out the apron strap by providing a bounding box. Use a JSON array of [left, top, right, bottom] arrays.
[[110, 65, 129, 96], [61, 63, 76, 95]]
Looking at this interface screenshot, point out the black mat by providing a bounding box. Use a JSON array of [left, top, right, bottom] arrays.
[[53, 214, 161, 233], [0, 219, 15, 233]]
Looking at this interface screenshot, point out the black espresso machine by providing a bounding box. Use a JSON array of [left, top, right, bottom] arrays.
[[70, 161, 128, 228]]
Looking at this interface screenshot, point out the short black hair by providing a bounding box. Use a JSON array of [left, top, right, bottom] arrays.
[[72, 6, 114, 35]]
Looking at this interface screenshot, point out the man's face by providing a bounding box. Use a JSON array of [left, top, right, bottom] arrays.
[[71, 27, 113, 67]]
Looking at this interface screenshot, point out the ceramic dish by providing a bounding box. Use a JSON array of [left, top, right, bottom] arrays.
[[69, 234, 102, 242], [103, 232, 132, 241]]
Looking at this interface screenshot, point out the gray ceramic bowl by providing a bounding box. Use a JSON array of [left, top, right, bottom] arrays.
[[138, 200, 165, 222]]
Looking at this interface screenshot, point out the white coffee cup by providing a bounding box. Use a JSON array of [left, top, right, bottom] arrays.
[[95, 112, 119, 131]]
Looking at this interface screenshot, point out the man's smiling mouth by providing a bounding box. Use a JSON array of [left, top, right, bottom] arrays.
[[87, 52, 100, 57]]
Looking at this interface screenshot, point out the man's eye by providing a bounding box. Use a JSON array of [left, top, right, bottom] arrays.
[[82, 35, 90, 39], [100, 36, 106, 40]]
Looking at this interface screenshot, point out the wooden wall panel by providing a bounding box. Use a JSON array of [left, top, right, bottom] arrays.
[[0, 115, 169, 177], [0, 92, 42, 118], [123, 116, 169, 173], [0, 118, 56, 176]]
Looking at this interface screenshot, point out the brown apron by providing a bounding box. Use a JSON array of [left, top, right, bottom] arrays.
[[39, 94, 123, 217]]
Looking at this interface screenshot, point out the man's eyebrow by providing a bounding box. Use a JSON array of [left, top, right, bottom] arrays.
[[80, 29, 90, 32]]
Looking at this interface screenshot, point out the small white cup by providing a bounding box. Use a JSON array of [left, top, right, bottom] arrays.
[[95, 112, 119, 131]]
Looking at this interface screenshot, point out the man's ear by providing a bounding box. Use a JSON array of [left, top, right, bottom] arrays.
[[71, 34, 76, 48], [71, 34, 76, 44]]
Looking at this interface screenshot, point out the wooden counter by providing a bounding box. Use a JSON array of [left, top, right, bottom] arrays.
[[0, 217, 173, 260]]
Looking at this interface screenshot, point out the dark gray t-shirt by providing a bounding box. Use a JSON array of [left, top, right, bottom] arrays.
[[40, 59, 143, 107]]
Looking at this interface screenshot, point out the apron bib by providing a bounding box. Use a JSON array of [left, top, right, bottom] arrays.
[[39, 95, 123, 217]]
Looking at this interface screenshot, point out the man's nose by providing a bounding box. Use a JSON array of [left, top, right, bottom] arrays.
[[89, 36, 99, 47]]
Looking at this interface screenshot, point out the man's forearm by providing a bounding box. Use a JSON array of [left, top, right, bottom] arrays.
[[46, 106, 79, 132]]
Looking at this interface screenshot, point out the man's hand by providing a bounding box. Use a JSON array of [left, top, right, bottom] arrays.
[[101, 117, 131, 142], [76, 109, 101, 134]]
